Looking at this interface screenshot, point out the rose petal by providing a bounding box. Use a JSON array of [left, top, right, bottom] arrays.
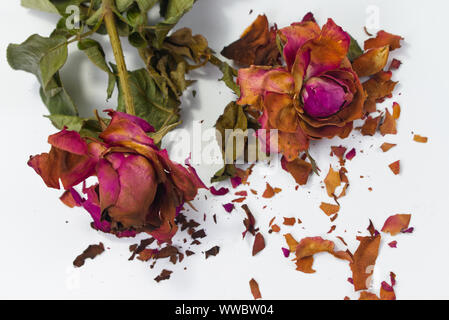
[[388, 160, 400, 175], [252, 233, 266, 256], [324, 166, 341, 197], [48, 129, 88, 155], [350, 235, 381, 291], [364, 30, 404, 51], [249, 279, 262, 300], [302, 19, 351, 78], [380, 109, 398, 136], [361, 116, 381, 136], [381, 214, 411, 236], [237, 66, 294, 106], [281, 156, 312, 186], [223, 203, 235, 213], [353, 46, 390, 77], [279, 21, 320, 70], [210, 186, 229, 196], [221, 14, 280, 66]]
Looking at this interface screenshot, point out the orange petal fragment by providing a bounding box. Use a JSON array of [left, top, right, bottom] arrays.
[[294, 237, 350, 274], [361, 116, 381, 136], [249, 278, 262, 300], [392, 102, 401, 119], [281, 157, 313, 186], [389, 160, 400, 175], [380, 143, 397, 152], [381, 214, 411, 236], [319, 202, 340, 216], [379, 110, 397, 136], [350, 235, 381, 291], [364, 30, 404, 51], [262, 183, 275, 198], [252, 233, 266, 256], [283, 217, 296, 226], [324, 166, 341, 197], [414, 135, 428, 143], [353, 46, 390, 77], [284, 233, 299, 252], [60, 190, 78, 208]]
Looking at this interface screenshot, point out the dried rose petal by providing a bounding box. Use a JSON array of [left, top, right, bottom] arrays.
[[346, 148, 356, 160], [389, 160, 400, 175], [353, 46, 390, 77], [210, 186, 229, 196], [73, 242, 105, 268], [414, 135, 428, 143], [252, 233, 266, 256], [249, 278, 262, 300], [324, 166, 341, 197], [361, 116, 381, 136], [388, 241, 398, 248], [364, 30, 404, 51], [380, 109, 398, 136], [282, 248, 290, 258], [350, 235, 381, 291], [223, 203, 235, 213], [320, 202, 340, 216], [283, 217, 296, 226], [381, 214, 411, 236], [380, 143, 397, 152]]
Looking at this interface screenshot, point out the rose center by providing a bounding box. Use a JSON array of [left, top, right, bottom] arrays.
[[301, 77, 347, 118]]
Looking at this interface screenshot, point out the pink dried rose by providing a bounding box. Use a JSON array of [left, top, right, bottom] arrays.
[[237, 13, 366, 161], [28, 110, 205, 243]]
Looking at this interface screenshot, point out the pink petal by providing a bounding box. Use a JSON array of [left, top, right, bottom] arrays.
[[48, 128, 88, 155], [237, 66, 294, 106], [210, 186, 230, 196]]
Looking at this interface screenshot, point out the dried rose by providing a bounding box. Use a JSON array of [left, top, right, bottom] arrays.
[[28, 110, 205, 242], [236, 13, 366, 161]]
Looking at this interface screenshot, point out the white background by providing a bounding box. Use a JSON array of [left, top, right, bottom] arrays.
[[1, 0, 449, 300]]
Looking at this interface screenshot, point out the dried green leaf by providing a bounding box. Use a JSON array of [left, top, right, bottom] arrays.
[[153, 0, 195, 48], [7, 34, 78, 117], [347, 35, 364, 62], [114, 66, 180, 132], [78, 38, 116, 99], [21, 0, 58, 13]]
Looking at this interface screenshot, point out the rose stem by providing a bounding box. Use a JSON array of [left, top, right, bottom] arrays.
[[103, 0, 135, 116]]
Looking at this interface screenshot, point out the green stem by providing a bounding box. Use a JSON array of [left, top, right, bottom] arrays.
[[103, 0, 135, 115]]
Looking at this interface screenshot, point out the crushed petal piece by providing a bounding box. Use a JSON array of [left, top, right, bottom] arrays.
[[320, 202, 340, 216], [73, 242, 105, 268], [154, 269, 173, 283], [381, 214, 412, 236], [252, 233, 266, 256], [210, 186, 230, 196], [249, 278, 262, 300], [283, 217, 296, 226], [413, 135, 428, 143], [324, 166, 341, 197], [388, 160, 400, 175], [205, 246, 220, 259], [380, 143, 397, 152]]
